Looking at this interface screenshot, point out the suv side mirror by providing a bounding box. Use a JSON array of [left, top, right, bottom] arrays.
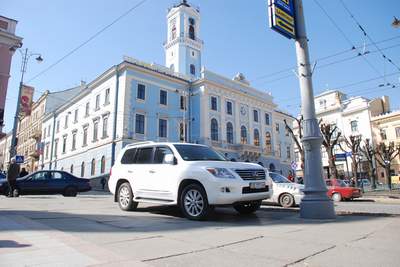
[[163, 154, 176, 165]]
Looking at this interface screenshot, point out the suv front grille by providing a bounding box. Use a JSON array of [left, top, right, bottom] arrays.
[[235, 169, 266, 180]]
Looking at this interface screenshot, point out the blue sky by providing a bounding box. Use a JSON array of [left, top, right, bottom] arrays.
[[2, 0, 400, 132]]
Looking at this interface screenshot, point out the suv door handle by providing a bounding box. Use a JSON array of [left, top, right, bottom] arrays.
[[149, 170, 156, 174]]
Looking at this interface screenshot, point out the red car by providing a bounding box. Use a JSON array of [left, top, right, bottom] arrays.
[[325, 179, 362, 202]]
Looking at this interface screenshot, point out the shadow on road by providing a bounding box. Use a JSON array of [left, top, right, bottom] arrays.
[[0, 240, 31, 248]]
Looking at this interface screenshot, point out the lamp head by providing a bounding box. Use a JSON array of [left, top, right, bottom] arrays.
[[35, 55, 43, 62]]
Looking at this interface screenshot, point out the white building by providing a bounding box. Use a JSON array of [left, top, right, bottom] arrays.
[[293, 90, 390, 178], [0, 132, 12, 170], [39, 1, 294, 177]]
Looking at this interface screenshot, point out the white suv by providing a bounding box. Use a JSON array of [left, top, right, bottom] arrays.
[[109, 142, 272, 220]]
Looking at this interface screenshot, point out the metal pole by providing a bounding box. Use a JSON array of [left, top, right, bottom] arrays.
[[294, 0, 335, 219], [9, 49, 28, 160]]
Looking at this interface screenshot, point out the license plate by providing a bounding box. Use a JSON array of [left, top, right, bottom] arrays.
[[250, 182, 265, 189]]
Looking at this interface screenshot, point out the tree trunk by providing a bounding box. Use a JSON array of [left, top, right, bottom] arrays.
[[326, 149, 337, 179], [385, 165, 392, 190], [370, 164, 377, 189], [351, 156, 358, 187]]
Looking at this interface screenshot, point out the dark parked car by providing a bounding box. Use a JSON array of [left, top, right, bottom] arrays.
[[0, 170, 91, 197]]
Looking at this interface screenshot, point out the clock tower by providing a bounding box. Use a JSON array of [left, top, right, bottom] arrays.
[[164, 0, 202, 78]]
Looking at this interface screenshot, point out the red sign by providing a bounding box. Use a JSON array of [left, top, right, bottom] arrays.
[[20, 85, 34, 116]]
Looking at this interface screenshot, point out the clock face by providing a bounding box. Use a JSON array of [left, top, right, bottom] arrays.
[[240, 106, 247, 116]]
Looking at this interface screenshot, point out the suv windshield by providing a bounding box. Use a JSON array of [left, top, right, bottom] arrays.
[[174, 144, 226, 161], [270, 172, 292, 183]]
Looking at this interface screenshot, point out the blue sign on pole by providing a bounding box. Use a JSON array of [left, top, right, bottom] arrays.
[[335, 153, 347, 161], [15, 155, 24, 164], [268, 0, 296, 39]]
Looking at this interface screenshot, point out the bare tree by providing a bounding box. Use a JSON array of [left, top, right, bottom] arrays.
[[341, 135, 361, 187], [359, 138, 377, 189], [375, 142, 400, 190], [284, 116, 304, 173], [320, 122, 342, 179]]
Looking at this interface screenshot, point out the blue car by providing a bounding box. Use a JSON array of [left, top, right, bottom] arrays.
[[0, 170, 91, 197]]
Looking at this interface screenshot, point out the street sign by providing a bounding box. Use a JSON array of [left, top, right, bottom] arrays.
[[268, 0, 296, 39], [335, 153, 347, 161], [291, 161, 297, 170], [15, 155, 24, 164]]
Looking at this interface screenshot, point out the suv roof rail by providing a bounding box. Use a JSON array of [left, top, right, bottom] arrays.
[[126, 141, 155, 148]]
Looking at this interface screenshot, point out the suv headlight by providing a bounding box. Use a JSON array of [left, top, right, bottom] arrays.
[[206, 168, 235, 179]]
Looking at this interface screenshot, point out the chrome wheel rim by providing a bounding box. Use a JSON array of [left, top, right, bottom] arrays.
[[119, 186, 130, 208], [333, 193, 340, 201], [184, 189, 204, 217], [282, 195, 292, 206]]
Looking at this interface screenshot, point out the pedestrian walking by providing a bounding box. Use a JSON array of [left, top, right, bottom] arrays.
[[287, 171, 294, 182], [101, 177, 106, 190], [6, 158, 20, 197], [19, 168, 28, 177]]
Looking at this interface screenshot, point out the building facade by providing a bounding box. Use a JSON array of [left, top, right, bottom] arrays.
[[0, 132, 12, 170], [371, 111, 400, 182], [39, 1, 294, 177], [0, 15, 23, 135], [293, 90, 390, 178]]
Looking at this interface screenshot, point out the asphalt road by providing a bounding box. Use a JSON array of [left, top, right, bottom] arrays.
[[1, 193, 399, 267]]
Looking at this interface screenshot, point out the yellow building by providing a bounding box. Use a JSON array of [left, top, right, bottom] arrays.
[[371, 110, 400, 183]]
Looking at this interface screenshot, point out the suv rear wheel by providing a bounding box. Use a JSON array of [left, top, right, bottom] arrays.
[[234, 200, 261, 215], [118, 182, 138, 211], [180, 183, 211, 220]]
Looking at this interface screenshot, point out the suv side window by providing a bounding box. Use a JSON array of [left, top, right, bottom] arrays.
[[121, 148, 137, 164], [135, 147, 154, 164], [154, 146, 173, 164]]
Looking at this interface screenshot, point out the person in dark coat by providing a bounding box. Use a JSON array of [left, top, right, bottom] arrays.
[[7, 158, 20, 197], [19, 168, 28, 177]]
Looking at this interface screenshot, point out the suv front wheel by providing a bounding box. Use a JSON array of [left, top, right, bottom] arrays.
[[180, 183, 211, 220], [118, 182, 138, 211]]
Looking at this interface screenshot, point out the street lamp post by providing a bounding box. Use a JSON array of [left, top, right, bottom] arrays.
[[294, 0, 335, 219], [9, 48, 43, 161]]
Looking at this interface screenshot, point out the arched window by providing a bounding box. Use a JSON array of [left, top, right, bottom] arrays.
[[81, 162, 85, 177], [100, 156, 106, 174], [190, 64, 195, 75], [254, 129, 260, 146], [189, 25, 195, 40], [265, 131, 272, 153], [226, 122, 234, 144], [91, 158, 96, 176], [171, 24, 177, 40], [211, 119, 219, 141], [70, 164, 74, 174], [241, 126, 247, 144]]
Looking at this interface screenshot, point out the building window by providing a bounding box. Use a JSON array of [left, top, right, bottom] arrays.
[[137, 84, 145, 100], [135, 114, 145, 134], [54, 139, 58, 157], [159, 119, 167, 138], [64, 114, 69, 129], [70, 164, 74, 174], [254, 129, 260, 146], [180, 96, 186, 110], [74, 109, 78, 123], [160, 90, 167, 105], [171, 23, 177, 40], [190, 64, 196, 75], [211, 118, 219, 141], [72, 132, 77, 151], [189, 24, 195, 40], [265, 132, 272, 153], [105, 88, 110, 105], [275, 122, 280, 132], [56, 121, 60, 133], [287, 146, 291, 159], [100, 156, 106, 174], [295, 151, 299, 162], [93, 120, 99, 141], [83, 127, 88, 146], [278, 143, 282, 158], [91, 158, 96, 176], [226, 122, 234, 144], [85, 102, 90, 117], [45, 144, 49, 159], [380, 129, 387, 140], [253, 110, 259, 122], [102, 117, 108, 138], [81, 162, 85, 177], [265, 113, 270, 125], [95, 94, 100, 110], [350, 120, 358, 132], [396, 127, 400, 138], [226, 101, 233, 115], [179, 122, 186, 142], [240, 126, 247, 144], [62, 136, 67, 154], [211, 96, 217, 111]]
